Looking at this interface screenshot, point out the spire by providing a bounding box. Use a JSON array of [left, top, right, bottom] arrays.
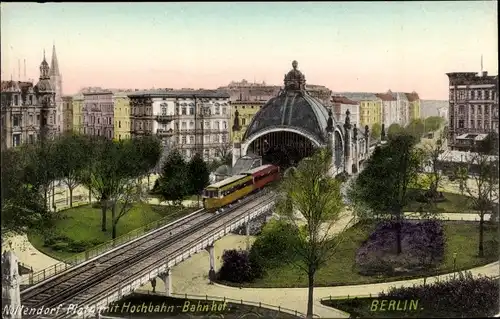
[[49, 43, 60, 76]]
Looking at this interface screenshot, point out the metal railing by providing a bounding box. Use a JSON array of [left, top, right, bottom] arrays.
[[169, 292, 311, 318], [22, 207, 201, 287]]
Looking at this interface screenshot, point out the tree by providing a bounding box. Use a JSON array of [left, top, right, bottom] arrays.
[[1, 146, 53, 238], [387, 123, 404, 140], [371, 123, 382, 141], [110, 179, 148, 239], [464, 137, 499, 257], [424, 116, 445, 133], [406, 119, 425, 140], [420, 130, 449, 203], [274, 148, 349, 319], [455, 165, 468, 196], [53, 133, 91, 207], [348, 132, 421, 254], [157, 150, 190, 205], [214, 142, 232, 166], [130, 135, 162, 188], [188, 153, 210, 206]]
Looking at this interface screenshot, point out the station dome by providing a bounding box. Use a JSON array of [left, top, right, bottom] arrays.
[[242, 61, 334, 145]]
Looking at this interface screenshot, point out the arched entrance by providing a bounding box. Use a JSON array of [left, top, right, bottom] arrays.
[[247, 131, 317, 169]]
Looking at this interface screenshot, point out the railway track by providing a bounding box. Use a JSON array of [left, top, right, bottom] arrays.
[[21, 191, 275, 318]]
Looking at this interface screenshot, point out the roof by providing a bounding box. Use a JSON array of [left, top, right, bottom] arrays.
[[83, 91, 113, 95], [242, 164, 275, 175], [405, 92, 420, 102], [242, 90, 331, 144], [331, 95, 358, 105], [207, 174, 248, 188], [336, 92, 380, 101], [375, 92, 396, 101], [128, 90, 230, 99]]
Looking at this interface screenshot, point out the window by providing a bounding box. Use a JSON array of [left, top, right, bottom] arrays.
[[242, 118, 246, 125], [458, 120, 464, 128], [189, 136, 194, 144], [182, 107, 187, 115], [470, 120, 475, 128], [223, 121, 227, 129], [215, 121, 220, 130], [215, 105, 220, 115], [204, 135, 210, 143], [204, 121, 210, 129], [119, 134, 122, 140], [470, 105, 475, 114], [14, 95, 18, 106], [222, 107, 227, 115], [161, 104, 168, 115], [13, 116, 20, 127], [471, 90, 475, 100], [478, 105, 482, 115], [204, 149, 209, 160], [98, 118, 100, 124], [189, 121, 194, 128], [119, 121, 122, 128], [222, 134, 227, 143], [12, 134, 21, 147], [181, 121, 187, 130], [182, 136, 187, 144], [175, 107, 179, 115], [459, 105, 465, 114], [485, 90, 490, 100], [189, 106, 194, 115], [212, 135, 218, 143]]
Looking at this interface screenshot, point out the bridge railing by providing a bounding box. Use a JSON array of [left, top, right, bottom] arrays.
[[89, 196, 277, 315], [22, 207, 202, 287]]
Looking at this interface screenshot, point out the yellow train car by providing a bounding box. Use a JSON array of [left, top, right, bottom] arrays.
[[203, 174, 254, 211]]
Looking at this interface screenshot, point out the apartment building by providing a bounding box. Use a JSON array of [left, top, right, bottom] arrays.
[[128, 90, 231, 162], [82, 90, 114, 139], [113, 92, 132, 140], [331, 95, 360, 128], [230, 100, 266, 142], [72, 94, 84, 134], [339, 92, 382, 129], [62, 96, 73, 133], [447, 71, 499, 150]]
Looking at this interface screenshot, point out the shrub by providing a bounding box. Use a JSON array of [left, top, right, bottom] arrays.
[[380, 271, 499, 318], [355, 220, 445, 275], [67, 240, 89, 253], [50, 242, 69, 251], [44, 233, 71, 247], [249, 219, 301, 270], [218, 249, 261, 283]]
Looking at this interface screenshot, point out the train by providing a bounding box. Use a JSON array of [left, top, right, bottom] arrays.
[[202, 164, 280, 212]]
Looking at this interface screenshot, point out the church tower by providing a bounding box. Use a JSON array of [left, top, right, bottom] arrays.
[[49, 44, 63, 133], [34, 50, 57, 142]]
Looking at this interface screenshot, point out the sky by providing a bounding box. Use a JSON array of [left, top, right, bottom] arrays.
[[1, 2, 498, 99]]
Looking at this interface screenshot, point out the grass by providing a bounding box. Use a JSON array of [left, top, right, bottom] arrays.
[[229, 221, 498, 288], [28, 203, 195, 260], [404, 189, 473, 213]]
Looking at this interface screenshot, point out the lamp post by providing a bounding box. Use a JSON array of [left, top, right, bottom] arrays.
[[453, 252, 457, 278]]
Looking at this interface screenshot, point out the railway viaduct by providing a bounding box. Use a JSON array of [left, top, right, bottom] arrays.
[[7, 61, 377, 318]]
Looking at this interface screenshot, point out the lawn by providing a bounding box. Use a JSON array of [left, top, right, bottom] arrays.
[[232, 221, 498, 288], [28, 203, 196, 260], [404, 189, 473, 213]]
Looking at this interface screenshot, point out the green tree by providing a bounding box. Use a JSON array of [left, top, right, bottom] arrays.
[[110, 179, 148, 239], [464, 138, 499, 257], [420, 130, 449, 202], [53, 133, 92, 207], [1, 146, 53, 238], [274, 148, 348, 319], [371, 123, 382, 141], [348, 132, 421, 254], [387, 123, 404, 140], [215, 142, 233, 166], [157, 150, 190, 205], [424, 116, 445, 132], [130, 135, 162, 188], [406, 118, 425, 140], [188, 153, 210, 206]]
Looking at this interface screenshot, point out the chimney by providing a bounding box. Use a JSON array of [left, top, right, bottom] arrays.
[[482, 71, 488, 77]]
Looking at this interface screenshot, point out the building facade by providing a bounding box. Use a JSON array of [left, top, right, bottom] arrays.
[[82, 91, 114, 139], [331, 96, 360, 128], [230, 100, 265, 142], [218, 80, 280, 102], [72, 94, 84, 134], [113, 92, 132, 140], [128, 90, 231, 162], [62, 96, 73, 133], [375, 91, 398, 127], [406, 91, 421, 121], [49, 45, 63, 134], [0, 54, 57, 150], [447, 71, 499, 150], [306, 84, 332, 106], [339, 92, 382, 129]]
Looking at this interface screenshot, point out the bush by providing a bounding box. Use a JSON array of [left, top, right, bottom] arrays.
[[44, 233, 71, 247], [218, 249, 261, 283], [67, 240, 90, 253], [50, 242, 69, 251], [249, 220, 301, 270], [380, 271, 498, 318], [355, 220, 445, 275]]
